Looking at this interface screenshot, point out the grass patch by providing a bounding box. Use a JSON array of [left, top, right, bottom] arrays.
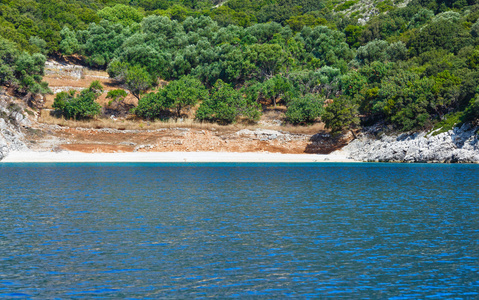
[[430, 112, 464, 136], [24, 108, 35, 116], [39, 110, 326, 134], [335, 0, 359, 11], [376, 0, 394, 12]]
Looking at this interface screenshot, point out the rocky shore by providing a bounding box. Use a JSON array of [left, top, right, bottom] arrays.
[[337, 124, 479, 163], [2, 86, 479, 163], [0, 93, 28, 161]]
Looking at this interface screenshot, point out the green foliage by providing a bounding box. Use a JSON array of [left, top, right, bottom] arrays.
[[4, 0, 479, 132], [59, 27, 80, 55], [285, 94, 324, 124], [286, 14, 329, 32], [247, 43, 284, 79], [162, 76, 208, 117], [108, 61, 154, 100], [124, 65, 154, 100], [322, 96, 360, 134], [0, 38, 19, 87], [408, 18, 471, 56], [98, 5, 144, 26], [376, 0, 394, 13], [408, 9, 434, 29], [106, 89, 128, 106], [0, 37, 49, 94], [89, 80, 104, 95], [355, 39, 389, 65], [466, 49, 479, 68], [296, 26, 354, 68], [52, 82, 103, 119], [29, 36, 47, 54], [79, 20, 136, 68], [261, 75, 293, 106], [196, 79, 261, 124], [344, 25, 364, 48], [107, 59, 129, 82], [134, 92, 170, 119], [431, 111, 464, 135], [134, 76, 208, 119], [336, 0, 359, 11], [463, 95, 479, 123]]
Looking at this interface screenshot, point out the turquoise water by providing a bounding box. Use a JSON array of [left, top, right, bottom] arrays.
[[0, 163, 478, 298]]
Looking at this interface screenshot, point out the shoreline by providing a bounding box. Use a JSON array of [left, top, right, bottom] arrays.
[[1, 150, 357, 163]]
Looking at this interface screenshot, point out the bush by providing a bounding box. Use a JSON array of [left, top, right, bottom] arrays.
[[133, 76, 208, 119], [285, 94, 324, 124], [196, 79, 261, 124], [322, 96, 359, 134], [52, 82, 102, 119], [463, 95, 479, 124], [106, 89, 128, 106], [133, 92, 170, 120], [162, 76, 208, 118]]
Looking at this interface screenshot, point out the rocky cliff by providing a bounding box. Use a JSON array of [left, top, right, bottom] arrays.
[[337, 124, 479, 163], [0, 92, 28, 161]]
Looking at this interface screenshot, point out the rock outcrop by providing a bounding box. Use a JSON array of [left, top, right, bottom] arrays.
[[337, 124, 479, 163], [45, 60, 84, 79], [0, 93, 28, 161]]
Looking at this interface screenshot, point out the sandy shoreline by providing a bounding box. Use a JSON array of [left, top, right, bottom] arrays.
[[1, 150, 357, 163]]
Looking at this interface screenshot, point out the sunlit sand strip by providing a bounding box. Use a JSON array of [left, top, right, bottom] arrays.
[[2, 151, 357, 163]]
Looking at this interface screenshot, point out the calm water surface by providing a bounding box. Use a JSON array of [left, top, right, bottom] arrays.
[[0, 163, 478, 298]]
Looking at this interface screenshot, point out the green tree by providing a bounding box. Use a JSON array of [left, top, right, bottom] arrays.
[[285, 93, 324, 124], [125, 65, 153, 101], [322, 96, 360, 134], [261, 75, 292, 107], [134, 92, 170, 119], [247, 43, 284, 79], [344, 25, 364, 48], [52, 82, 102, 119], [355, 39, 389, 65], [162, 76, 208, 118], [196, 79, 261, 124], [463, 95, 479, 124], [296, 26, 353, 67], [0, 38, 18, 87], [59, 26, 79, 55], [286, 14, 329, 32], [0, 37, 49, 95], [97, 4, 144, 26]]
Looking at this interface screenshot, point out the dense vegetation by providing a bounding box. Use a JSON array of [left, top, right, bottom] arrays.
[[2, 0, 479, 132]]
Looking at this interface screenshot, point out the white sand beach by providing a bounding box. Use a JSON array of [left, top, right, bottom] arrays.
[[1, 150, 356, 163]]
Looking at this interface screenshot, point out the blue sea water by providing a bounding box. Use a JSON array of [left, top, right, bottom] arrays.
[[0, 163, 478, 298]]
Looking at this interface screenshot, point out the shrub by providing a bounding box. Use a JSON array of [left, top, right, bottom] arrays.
[[133, 92, 170, 120], [52, 82, 102, 119], [322, 96, 359, 134], [196, 79, 261, 124], [162, 76, 208, 118], [106, 89, 128, 106], [285, 94, 324, 124]]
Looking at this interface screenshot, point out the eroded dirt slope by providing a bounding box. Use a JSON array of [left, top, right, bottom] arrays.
[[29, 60, 351, 154]]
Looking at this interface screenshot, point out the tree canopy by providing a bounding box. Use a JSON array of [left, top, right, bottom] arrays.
[[1, 0, 479, 129]]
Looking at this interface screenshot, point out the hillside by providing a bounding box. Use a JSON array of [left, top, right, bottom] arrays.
[[0, 0, 479, 151]]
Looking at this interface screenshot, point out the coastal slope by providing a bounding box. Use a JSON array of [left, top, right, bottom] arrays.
[[336, 124, 479, 163]]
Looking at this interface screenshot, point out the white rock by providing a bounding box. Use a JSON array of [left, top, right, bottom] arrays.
[[337, 124, 479, 163]]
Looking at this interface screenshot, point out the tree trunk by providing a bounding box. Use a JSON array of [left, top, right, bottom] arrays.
[[177, 106, 181, 119]]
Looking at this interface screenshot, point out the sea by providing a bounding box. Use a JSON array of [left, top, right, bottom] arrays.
[[0, 163, 478, 298]]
